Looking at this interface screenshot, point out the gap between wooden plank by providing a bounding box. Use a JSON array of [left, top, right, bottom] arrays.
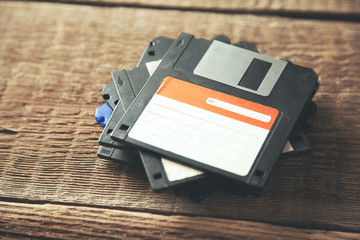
[[1, 195, 360, 235], [1, 200, 359, 239], [8, 0, 360, 22]]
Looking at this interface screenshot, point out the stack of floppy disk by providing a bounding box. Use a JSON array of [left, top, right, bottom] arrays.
[[95, 33, 318, 202]]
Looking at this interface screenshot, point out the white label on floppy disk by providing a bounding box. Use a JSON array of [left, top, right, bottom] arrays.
[[146, 59, 162, 76], [161, 157, 203, 182], [129, 77, 279, 176]]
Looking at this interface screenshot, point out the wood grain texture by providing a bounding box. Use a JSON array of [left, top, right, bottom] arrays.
[[1, 201, 359, 239], [53, 0, 360, 15], [0, 1, 360, 232]]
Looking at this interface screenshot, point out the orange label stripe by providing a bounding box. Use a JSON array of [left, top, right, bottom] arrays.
[[157, 77, 278, 130]]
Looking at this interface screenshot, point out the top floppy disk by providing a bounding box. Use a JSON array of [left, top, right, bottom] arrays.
[[110, 33, 318, 189]]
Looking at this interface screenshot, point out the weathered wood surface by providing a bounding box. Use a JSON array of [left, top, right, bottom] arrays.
[[54, 0, 360, 15], [0, 0, 359, 234], [1, 201, 359, 239]]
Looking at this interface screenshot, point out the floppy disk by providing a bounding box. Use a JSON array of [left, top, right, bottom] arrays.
[[96, 35, 316, 193], [97, 36, 316, 191], [109, 33, 318, 189]]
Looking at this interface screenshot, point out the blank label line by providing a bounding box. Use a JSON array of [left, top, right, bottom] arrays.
[[147, 110, 256, 149], [136, 127, 248, 167], [141, 118, 253, 157], [153, 101, 260, 139]]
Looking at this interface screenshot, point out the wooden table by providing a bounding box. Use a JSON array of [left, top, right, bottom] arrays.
[[1, 0, 359, 239]]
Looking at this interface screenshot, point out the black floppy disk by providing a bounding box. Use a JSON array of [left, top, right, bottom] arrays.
[[110, 33, 318, 189]]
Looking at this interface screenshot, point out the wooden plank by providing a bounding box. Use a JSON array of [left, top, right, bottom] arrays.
[[0, 1, 360, 231], [54, 0, 360, 15], [1, 201, 359, 239]]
